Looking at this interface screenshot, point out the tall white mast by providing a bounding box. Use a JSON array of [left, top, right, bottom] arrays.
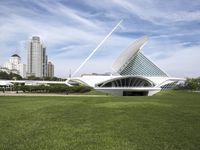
[[71, 20, 123, 77]]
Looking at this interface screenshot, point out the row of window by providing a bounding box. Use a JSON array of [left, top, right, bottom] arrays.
[[96, 77, 154, 87]]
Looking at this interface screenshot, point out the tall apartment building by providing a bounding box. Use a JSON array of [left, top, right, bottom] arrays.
[[27, 36, 47, 78], [47, 61, 54, 78], [3, 54, 26, 78]]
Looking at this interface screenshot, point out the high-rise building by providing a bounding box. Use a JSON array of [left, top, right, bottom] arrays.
[[27, 36, 48, 78], [47, 61, 54, 78], [3, 54, 26, 78]]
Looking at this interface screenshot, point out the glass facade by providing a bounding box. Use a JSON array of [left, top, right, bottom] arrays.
[[119, 52, 168, 77]]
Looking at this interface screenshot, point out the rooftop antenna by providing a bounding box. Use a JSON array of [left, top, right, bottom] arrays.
[[71, 20, 123, 77]]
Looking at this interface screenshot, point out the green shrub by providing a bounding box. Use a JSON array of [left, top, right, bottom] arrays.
[[184, 77, 200, 90], [20, 84, 92, 94]]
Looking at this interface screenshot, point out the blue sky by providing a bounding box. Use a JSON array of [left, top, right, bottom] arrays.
[[0, 0, 200, 77]]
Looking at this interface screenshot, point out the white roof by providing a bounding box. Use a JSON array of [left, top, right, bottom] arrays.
[[112, 36, 148, 72], [144, 77, 184, 87], [70, 75, 115, 87], [70, 75, 184, 88], [0, 80, 65, 86], [0, 81, 13, 86]]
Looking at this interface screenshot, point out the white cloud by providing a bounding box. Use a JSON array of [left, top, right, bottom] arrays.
[[105, 0, 200, 25], [0, 0, 200, 78], [152, 45, 200, 77]]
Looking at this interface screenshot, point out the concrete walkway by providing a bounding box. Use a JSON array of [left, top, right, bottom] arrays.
[[0, 91, 108, 97]]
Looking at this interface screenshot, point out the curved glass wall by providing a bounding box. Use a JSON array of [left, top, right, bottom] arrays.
[[96, 77, 154, 88]]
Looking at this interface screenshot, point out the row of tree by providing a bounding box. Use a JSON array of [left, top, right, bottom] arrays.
[[26, 76, 66, 81], [8, 84, 92, 94], [176, 77, 200, 90]]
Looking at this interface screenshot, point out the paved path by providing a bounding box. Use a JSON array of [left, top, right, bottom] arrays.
[[0, 92, 108, 97]]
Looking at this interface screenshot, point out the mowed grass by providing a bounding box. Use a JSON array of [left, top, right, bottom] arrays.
[[0, 91, 200, 150]]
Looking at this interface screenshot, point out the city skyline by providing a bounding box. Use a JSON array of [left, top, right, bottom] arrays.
[[0, 0, 200, 78], [0, 36, 54, 79]]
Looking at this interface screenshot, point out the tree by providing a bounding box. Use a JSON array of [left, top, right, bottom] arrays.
[[184, 77, 200, 90], [0, 71, 22, 80], [27, 75, 41, 80], [0, 71, 10, 79]]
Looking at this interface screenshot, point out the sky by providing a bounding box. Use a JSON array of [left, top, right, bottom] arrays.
[[0, 0, 200, 78]]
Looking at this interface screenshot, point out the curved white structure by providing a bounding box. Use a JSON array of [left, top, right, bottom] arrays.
[[68, 36, 184, 96], [69, 75, 183, 96], [112, 36, 148, 73]]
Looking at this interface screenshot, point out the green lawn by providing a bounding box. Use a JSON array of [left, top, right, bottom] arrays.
[[0, 91, 200, 150]]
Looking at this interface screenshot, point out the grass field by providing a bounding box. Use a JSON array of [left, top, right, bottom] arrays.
[[0, 91, 200, 150]]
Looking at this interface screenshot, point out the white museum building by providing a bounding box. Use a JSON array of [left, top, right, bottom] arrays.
[[68, 36, 184, 96]]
